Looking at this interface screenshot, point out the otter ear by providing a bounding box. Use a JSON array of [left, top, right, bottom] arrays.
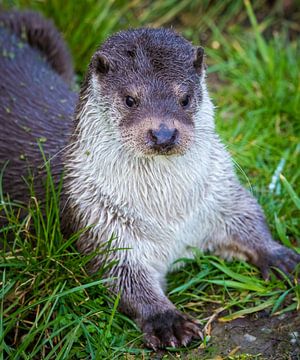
[[92, 52, 110, 75], [193, 46, 205, 75]]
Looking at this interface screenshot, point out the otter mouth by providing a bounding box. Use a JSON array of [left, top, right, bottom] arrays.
[[143, 144, 186, 157], [152, 146, 179, 154], [145, 142, 180, 155]]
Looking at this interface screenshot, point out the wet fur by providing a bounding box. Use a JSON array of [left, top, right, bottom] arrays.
[[0, 10, 74, 84], [0, 14, 299, 350], [65, 29, 300, 348], [0, 11, 76, 206]]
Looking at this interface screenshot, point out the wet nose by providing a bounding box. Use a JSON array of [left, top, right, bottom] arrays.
[[148, 125, 179, 150]]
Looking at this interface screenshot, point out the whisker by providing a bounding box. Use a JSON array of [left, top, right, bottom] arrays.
[[41, 131, 103, 168], [231, 158, 253, 193]]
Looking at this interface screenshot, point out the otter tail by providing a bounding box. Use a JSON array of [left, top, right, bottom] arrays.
[[0, 10, 73, 84]]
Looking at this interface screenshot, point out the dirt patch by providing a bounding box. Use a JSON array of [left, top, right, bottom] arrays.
[[186, 311, 300, 359]]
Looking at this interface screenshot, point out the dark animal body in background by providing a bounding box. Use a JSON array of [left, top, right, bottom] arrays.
[[0, 10, 299, 351], [0, 11, 76, 205]]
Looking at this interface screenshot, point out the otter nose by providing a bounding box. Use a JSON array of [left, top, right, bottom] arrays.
[[148, 126, 178, 150]]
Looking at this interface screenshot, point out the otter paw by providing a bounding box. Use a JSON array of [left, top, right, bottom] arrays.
[[142, 310, 203, 350], [258, 246, 300, 280]]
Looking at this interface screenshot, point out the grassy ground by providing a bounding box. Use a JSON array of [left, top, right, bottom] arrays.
[[1, 1, 300, 359]]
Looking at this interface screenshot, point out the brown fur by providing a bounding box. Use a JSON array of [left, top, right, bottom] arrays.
[[0, 16, 299, 351], [0, 10, 73, 84], [0, 11, 76, 208], [64, 28, 300, 350]]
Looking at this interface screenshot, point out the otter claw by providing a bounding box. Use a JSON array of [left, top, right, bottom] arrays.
[[142, 310, 202, 350], [257, 246, 300, 280], [197, 329, 204, 340]]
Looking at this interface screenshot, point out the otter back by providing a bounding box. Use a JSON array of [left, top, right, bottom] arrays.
[[0, 12, 76, 206]]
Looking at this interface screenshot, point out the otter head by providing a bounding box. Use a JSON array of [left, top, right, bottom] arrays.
[[87, 28, 205, 157]]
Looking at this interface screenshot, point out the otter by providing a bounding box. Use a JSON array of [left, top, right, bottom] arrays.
[[1, 11, 299, 350], [0, 11, 76, 206]]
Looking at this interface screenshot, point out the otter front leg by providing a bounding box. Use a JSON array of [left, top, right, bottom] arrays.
[[214, 186, 300, 279], [110, 264, 202, 350]]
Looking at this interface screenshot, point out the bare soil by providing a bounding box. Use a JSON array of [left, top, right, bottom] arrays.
[[149, 311, 300, 359], [189, 311, 300, 359]]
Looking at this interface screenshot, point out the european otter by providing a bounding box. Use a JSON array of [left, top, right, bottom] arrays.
[[1, 11, 299, 350]]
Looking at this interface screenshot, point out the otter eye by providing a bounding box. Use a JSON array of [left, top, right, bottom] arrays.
[[125, 96, 136, 108], [180, 95, 190, 108]]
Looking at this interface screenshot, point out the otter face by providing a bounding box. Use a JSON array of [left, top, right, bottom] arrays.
[[89, 28, 205, 157]]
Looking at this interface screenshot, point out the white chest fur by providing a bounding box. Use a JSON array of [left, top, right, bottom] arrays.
[[66, 86, 233, 272]]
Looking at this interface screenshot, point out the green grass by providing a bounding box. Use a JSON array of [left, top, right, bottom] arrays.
[[1, 1, 300, 359], [2, 0, 290, 76]]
